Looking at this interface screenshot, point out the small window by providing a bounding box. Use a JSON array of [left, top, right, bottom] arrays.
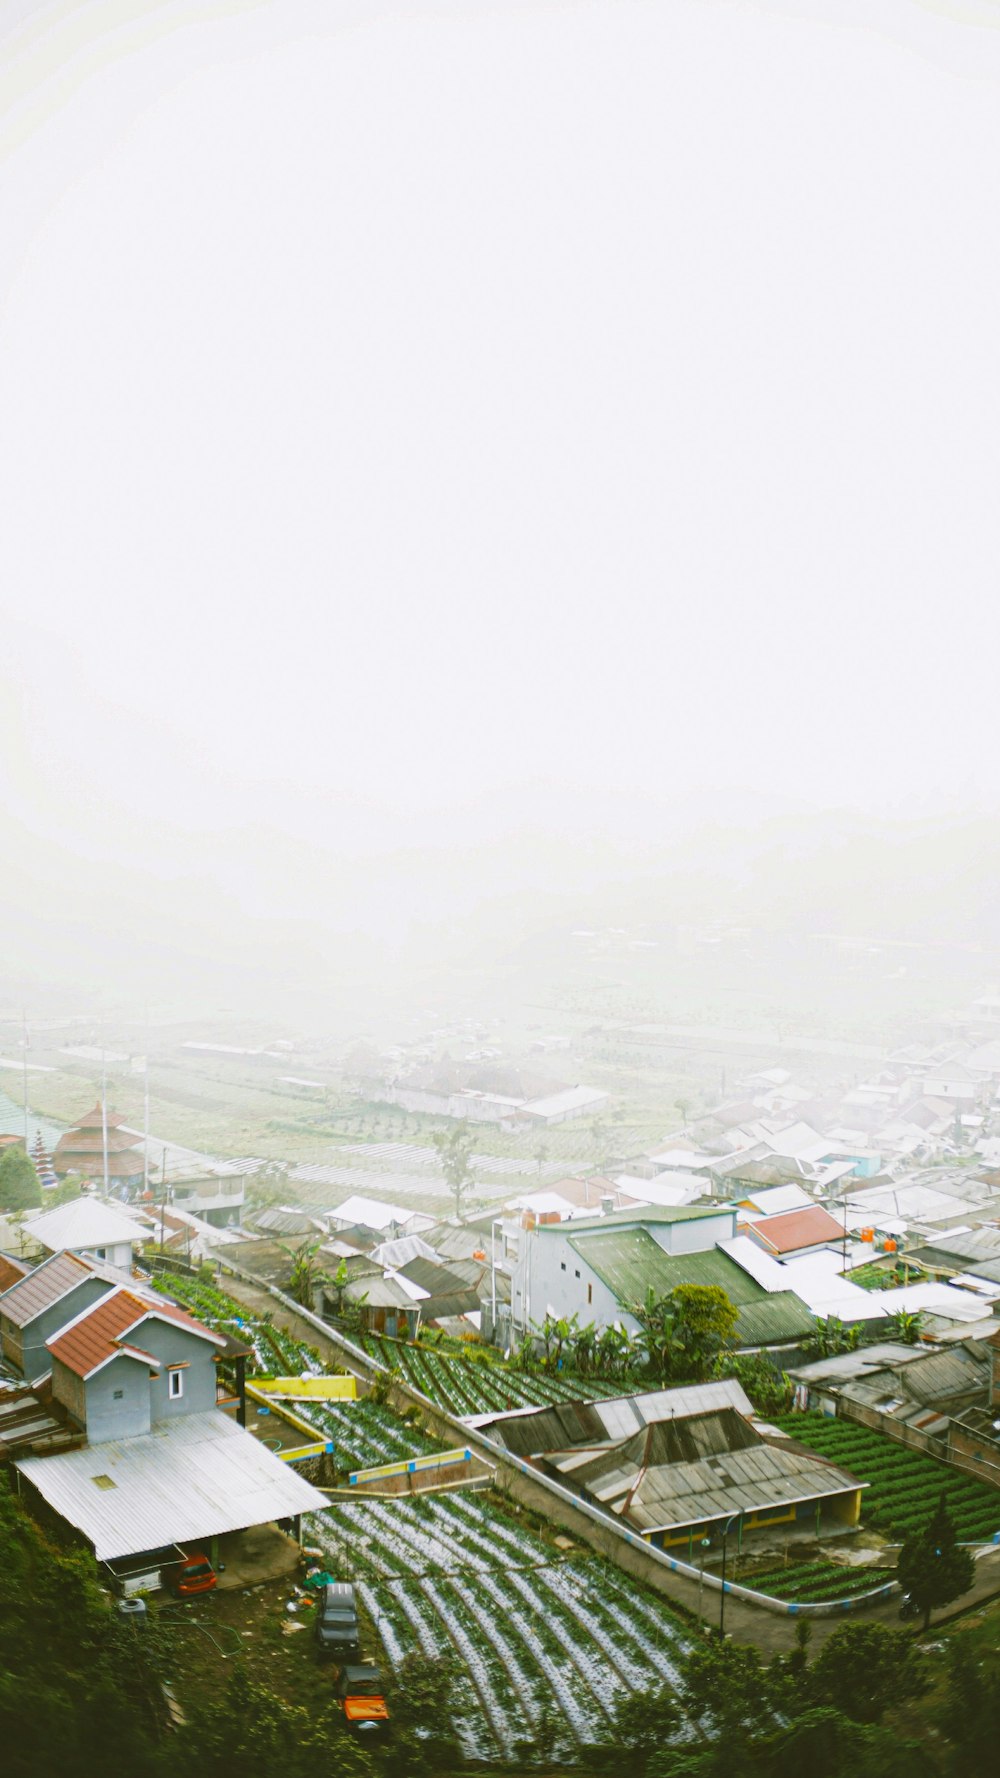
[[588, 1283, 593, 1305], [560, 1262, 566, 1271], [168, 1370, 184, 1400], [574, 1269, 580, 1279], [113, 1389, 124, 1400]]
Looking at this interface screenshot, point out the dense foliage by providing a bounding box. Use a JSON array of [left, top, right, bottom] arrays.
[[898, 1495, 975, 1629], [0, 1465, 994, 1777], [629, 1283, 739, 1381], [0, 1471, 166, 1778], [0, 1146, 41, 1211]]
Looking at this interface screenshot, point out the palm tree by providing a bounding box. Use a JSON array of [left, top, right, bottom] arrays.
[[596, 1323, 633, 1379], [889, 1308, 925, 1345], [631, 1287, 686, 1381], [279, 1238, 330, 1308], [571, 1320, 599, 1376]]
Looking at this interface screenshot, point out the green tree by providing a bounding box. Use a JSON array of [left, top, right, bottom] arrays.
[[179, 1667, 373, 1778], [897, 1495, 975, 1631], [805, 1314, 863, 1360], [758, 1707, 937, 1778], [888, 1308, 925, 1345], [589, 1680, 680, 1772], [939, 1637, 1000, 1777], [0, 1146, 41, 1212], [595, 1321, 636, 1379], [46, 1176, 82, 1207], [381, 1650, 462, 1777], [0, 1471, 168, 1778], [431, 1122, 476, 1218], [571, 1318, 599, 1375], [678, 1637, 779, 1743], [533, 1310, 579, 1370], [808, 1621, 927, 1724], [632, 1283, 738, 1381], [712, 1350, 793, 1417], [633, 1286, 686, 1381], [330, 1255, 350, 1314], [280, 1238, 330, 1309]]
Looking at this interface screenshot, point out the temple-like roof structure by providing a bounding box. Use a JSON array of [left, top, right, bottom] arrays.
[[52, 1105, 145, 1184]]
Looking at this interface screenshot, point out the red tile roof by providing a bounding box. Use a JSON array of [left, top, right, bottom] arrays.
[[46, 1286, 225, 1380], [745, 1205, 845, 1255]]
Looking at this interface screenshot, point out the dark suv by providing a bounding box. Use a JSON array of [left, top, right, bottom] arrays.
[[314, 1582, 359, 1659]]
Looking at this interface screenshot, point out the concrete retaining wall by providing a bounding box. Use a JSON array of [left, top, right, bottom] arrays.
[[219, 1260, 898, 1620]]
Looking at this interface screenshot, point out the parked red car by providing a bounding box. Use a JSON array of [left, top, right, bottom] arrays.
[[170, 1552, 217, 1597]]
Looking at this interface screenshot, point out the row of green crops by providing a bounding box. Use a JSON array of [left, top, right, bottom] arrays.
[[357, 1332, 626, 1417], [149, 1270, 323, 1377], [305, 1488, 695, 1759], [774, 1413, 1000, 1542], [744, 1559, 893, 1603]]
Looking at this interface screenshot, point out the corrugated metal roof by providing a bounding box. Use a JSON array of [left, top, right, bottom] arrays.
[[569, 1230, 814, 1344], [26, 1197, 143, 1251], [613, 1441, 862, 1534], [15, 1410, 328, 1560], [0, 1251, 97, 1328], [553, 1204, 733, 1238], [569, 1229, 760, 1303], [483, 1378, 755, 1455], [544, 1411, 864, 1533]]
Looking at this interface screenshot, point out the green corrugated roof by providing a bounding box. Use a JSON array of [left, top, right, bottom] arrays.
[[568, 1229, 815, 1346], [542, 1205, 733, 1236], [729, 1290, 815, 1346]]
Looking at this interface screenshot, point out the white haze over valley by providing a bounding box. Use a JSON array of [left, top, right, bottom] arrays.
[[1, 0, 999, 1016]]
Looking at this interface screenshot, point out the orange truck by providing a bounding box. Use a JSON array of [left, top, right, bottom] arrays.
[[335, 1664, 390, 1735]]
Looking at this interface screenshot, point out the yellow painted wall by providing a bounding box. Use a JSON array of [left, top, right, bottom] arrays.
[[252, 1375, 357, 1400], [831, 1489, 862, 1525]]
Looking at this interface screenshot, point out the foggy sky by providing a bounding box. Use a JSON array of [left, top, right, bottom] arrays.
[[2, 0, 1000, 982]]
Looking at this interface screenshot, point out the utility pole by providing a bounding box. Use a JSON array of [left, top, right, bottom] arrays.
[[143, 1009, 150, 1200], [21, 1009, 28, 1148], [101, 1047, 110, 1196]]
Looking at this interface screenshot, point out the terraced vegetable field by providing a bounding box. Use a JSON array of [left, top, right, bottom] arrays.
[[742, 1559, 893, 1603], [774, 1414, 1000, 1542], [152, 1266, 697, 1749], [150, 1270, 324, 1377], [357, 1333, 629, 1416], [152, 1270, 632, 1418], [304, 1489, 694, 1761]]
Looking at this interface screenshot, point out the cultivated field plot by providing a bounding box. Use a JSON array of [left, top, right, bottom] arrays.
[[741, 1559, 893, 1604], [358, 1333, 628, 1415], [151, 1270, 325, 1374], [774, 1414, 1000, 1542], [338, 1141, 568, 1177], [306, 1489, 693, 1761], [153, 1268, 633, 1419]]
